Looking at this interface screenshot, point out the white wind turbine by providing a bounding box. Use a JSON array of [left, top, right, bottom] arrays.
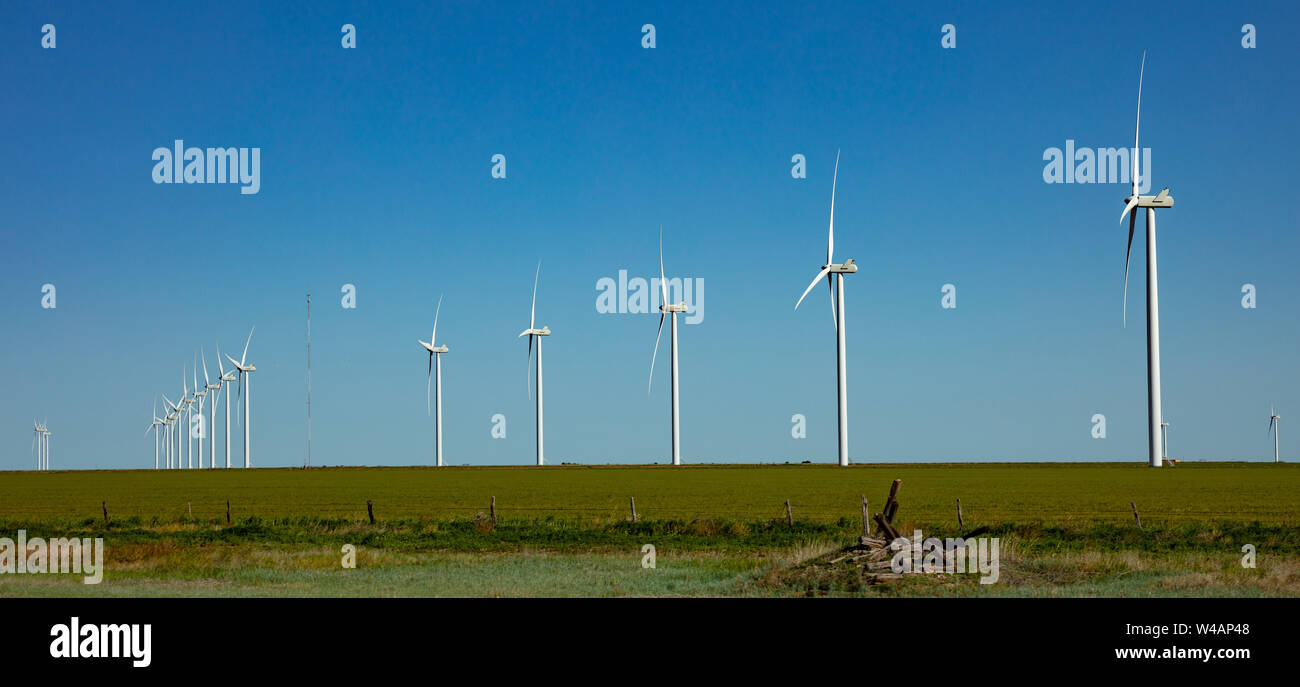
[[1118, 52, 1175, 468], [147, 400, 164, 469], [182, 363, 195, 469], [203, 350, 220, 469], [39, 422, 50, 471], [794, 150, 856, 466], [32, 420, 42, 471], [1269, 405, 1281, 463], [418, 295, 450, 467], [225, 327, 256, 468], [648, 228, 687, 466], [1160, 418, 1170, 462], [517, 263, 550, 466], [163, 394, 183, 469], [217, 344, 237, 468], [193, 356, 208, 469]]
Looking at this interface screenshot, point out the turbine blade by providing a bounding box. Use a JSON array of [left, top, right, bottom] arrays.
[[530, 261, 540, 331], [526, 334, 534, 399], [828, 149, 840, 266], [828, 274, 837, 332], [795, 266, 831, 311], [649, 312, 665, 394], [202, 348, 210, 385], [1122, 208, 1137, 327], [217, 343, 226, 375], [427, 352, 433, 416], [240, 326, 255, 366], [659, 226, 669, 307], [432, 293, 443, 346], [1132, 52, 1145, 197]]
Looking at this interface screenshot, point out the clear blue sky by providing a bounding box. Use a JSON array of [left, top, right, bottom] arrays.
[[2, 1, 1296, 469]]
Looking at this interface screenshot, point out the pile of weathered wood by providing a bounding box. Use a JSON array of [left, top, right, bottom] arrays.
[[823, 478, 907, 577], [821, 478, 988, 581]]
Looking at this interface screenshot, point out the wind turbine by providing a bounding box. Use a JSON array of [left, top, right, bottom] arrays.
[[32, 421, 41, 471], [225, 327, 256, 468], [147, 400, 163, 469], [182, 363, 195, 469], [1269, 405, 1281, 463], [218, 344, 237, 468], [794, 150, 856, 467], [1118, 52, 1175, 468], [517, 263, 550, 466], [39, 422, 50, 471], [203, 350, 220, 469], [649, 228, 687, 465], [163, 394, 183, 469], [418, 295, 449, 467], [193, 355, 208, 469]]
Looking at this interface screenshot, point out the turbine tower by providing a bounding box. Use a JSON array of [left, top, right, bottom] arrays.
[[1160, 419, 1169, 462], [203, 350, 221, 468], [1118, 52, 1175, 468], [182, 363, 195, 469], [649, 228, 687, 466], [147, 400, 163, 469], [419, 294, 449, 467], [225, 327, 256, 468], [1269, 405, 1281, 463], [517, 263, 550, 466], [163, 394, 183, 469], [217, 343, 237, 468], [795, 150, 855, 466], [193, 356, 208, 468]]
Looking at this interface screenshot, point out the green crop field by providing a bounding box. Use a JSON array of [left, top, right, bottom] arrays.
[[1, 462, 1296, 524], [0, 463, 1296, 598]]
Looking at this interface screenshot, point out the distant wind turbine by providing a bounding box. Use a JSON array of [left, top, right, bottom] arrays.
[[182, 363, 195, 469], [649, 228, 687, 466], [193, 356, 208, 468], [32, 420, 41, 471], [1160, 419, 1169, 462], [218, 344, 237, 468], [794, 150, 856, 466], [225, 327, 256, 468], [1269, 405, 1281, 463], [1118, 52, 1175, 468], [147, 400, 163, 469], [163, 394, 183, 469], [202, 350, 221, 468], [419, 294, 450, 467], [517, 262, 551, 466]]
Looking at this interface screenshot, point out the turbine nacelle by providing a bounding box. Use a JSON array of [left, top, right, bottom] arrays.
[[827, 259, 858, 274], [419, 341, 450, 354], [659, 302, 689, 313], [1123, 190, 1174, 209], [519, 326, 551, 338]]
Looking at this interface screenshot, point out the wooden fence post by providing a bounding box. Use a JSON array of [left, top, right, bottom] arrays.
[[785, 499, 794, 526], [102, 501, 108, 525], [861, 495, 869, 538], [367, 499, 375, 524], [1131, 501, 1141, 529], [630, 496, 638, 522], [957, 498, 964, 528], [490, 496, 497, 525], [226, 500, 231, 524]]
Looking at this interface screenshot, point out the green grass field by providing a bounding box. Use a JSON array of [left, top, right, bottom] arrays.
[[0, 463, 1296, 597]]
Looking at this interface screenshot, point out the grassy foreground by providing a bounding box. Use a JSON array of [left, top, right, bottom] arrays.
[[0, 463, 1295, 597]]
